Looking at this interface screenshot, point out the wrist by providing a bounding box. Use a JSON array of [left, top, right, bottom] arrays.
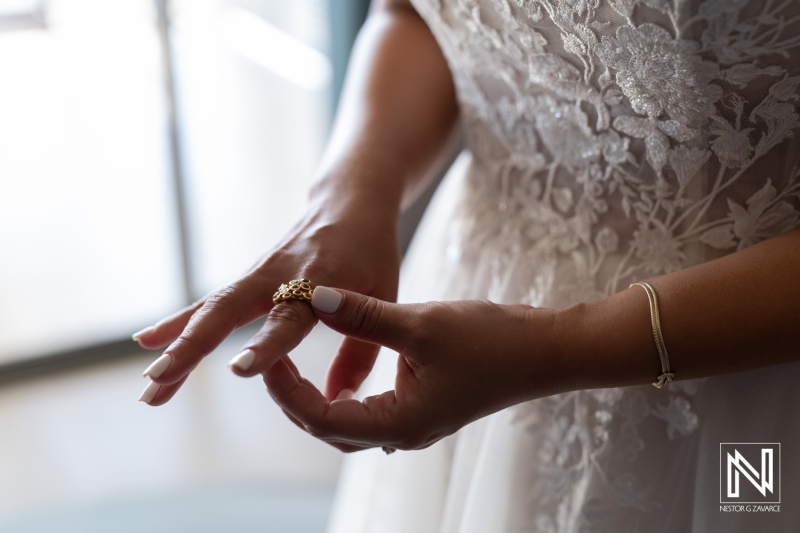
[[509, 305, 578, 401], [554, 290, 657, 391], [308, 167, 404, 230]]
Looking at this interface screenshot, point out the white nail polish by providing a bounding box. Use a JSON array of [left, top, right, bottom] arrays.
[[229, 349, 256, 372], [335, 388, 354, 401], [138, 381, 160, 404], [143, 354, 171, 379], [132, 326, 155, 342], [311, 286, 342, 314]]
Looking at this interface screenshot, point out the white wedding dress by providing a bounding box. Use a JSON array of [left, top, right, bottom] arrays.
[[326, 1, 800, 531]]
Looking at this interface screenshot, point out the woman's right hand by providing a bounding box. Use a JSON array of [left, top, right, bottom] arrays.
[[134, 206, 401, 407]]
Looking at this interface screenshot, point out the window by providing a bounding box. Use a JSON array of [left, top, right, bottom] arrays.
[[170, 0, 332, 294], [0, 0, 335, 365], [0, 0, 182, 362]]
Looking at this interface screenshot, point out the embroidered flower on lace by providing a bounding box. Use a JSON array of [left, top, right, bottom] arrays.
[[709, 116, 754, 168], [728, 180, 800, 249], [668, 146, 710, 187], [632, 223, 685, 273], [595, 23, 722, 126], [533, 96, 602, 169], [594, 227, 619, 254]]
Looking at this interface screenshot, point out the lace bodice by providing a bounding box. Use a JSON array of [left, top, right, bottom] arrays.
[[403, 1, 800, 531], [411, 0, 800, 303]]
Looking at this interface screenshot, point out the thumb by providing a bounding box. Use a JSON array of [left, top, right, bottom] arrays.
[[311, 286, 410, 352]]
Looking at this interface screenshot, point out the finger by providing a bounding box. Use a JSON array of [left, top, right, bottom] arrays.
[[145, 281, 263, 386], [229, 300, 317, 377], [280, 406, 307, 432], [267, 357, 367, 453], [264, 356, 399, 446], [138, 375, 189, 407], [310, 287, 412, 352], [132, 300, 205, 350], [280, 406, 368, 453], [266, 356, 311, 432], [323, 337, 380, 401]]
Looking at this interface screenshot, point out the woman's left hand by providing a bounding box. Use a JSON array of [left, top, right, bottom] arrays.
[[267, 228, 800, 452], [263, 287, 573, 453]]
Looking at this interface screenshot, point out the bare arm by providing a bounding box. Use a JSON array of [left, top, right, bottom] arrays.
[[262, 227, 800, 451], [136, 0, 458, 406], [310, 0, 459, 226], [563, 227, 800, 390]]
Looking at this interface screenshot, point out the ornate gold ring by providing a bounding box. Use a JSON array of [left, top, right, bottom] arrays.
[[272, 279, 314, 305]]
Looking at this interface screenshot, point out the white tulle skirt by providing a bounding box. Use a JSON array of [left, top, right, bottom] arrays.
[[325, 152, 800, 533]]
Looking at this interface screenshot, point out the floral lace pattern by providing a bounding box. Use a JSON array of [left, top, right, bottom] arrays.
[[409, 0, 800, 530]]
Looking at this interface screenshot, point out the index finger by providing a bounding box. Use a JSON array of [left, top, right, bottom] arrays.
[[263, 356, 400, 447]]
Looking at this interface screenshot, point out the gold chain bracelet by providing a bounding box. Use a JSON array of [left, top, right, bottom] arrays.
[[630, 281, 675, 388]]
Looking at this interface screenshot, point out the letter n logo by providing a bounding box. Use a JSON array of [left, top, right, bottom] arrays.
[[720, 443, 780, 504]]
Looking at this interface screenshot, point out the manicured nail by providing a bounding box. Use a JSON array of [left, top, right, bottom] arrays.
[[229, 349, 256, 372], [335, 388, 354, 401], [311, 286, 342, 314], [142, 354, 171, 379], [139, 381, 160, 404], [132, 326, 156, 342]]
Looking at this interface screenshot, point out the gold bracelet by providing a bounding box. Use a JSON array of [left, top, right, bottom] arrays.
[[630, 281, 675, 388]]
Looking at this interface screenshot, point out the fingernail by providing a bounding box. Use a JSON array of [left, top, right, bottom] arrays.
[[335, 388, 354, 401], [132, 326, 155, 342], [229, 349, 256, 372], [142, 353, 171, 379], [311, 286, 342, 313], [138, 381, 160, 404]]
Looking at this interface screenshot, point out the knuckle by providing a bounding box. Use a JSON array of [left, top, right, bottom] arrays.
[[419, 301, 449, 323], [268, 301, 311, 325], [351, 296, 384, 338], [406, 302, 443, 347], [172, 332, 212, 360], [299, 257, 326, 279], [183, 298, 206, 320], [204, 286, 240, 313]]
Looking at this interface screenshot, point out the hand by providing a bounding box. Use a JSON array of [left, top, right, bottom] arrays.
[[133, 0, 459, 406], [263, 287, 572, 452], [134, 211, 401, 406]]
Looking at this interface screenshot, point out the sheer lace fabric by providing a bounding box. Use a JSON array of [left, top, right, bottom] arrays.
[[326, 1, 800, 532]]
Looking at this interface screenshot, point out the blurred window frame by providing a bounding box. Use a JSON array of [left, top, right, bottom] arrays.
[[0, 0, 371, 382]]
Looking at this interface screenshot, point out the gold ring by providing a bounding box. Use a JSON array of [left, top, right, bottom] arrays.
[[272, 279, 313, 304], [381, 446, 396, 455]]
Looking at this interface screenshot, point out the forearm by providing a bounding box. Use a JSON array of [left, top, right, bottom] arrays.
[[555, 228, 800, 391], [309, 1, 458, 227]]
